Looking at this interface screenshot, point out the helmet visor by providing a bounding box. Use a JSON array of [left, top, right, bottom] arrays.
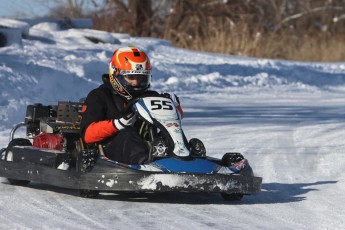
[[117, 74, 150, 92]]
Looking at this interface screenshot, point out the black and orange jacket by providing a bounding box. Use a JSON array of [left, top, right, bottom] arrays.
[[80, 74, 184, 144], [80, 74, 164, 144], [80, 75, 127, 144]]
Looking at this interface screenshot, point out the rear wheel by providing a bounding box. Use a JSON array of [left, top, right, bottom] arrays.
[[5, 138, 31, 186]]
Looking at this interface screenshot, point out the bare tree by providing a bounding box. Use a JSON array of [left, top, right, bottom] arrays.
[[35, 0, 90, 18], [38, 0, 345, 61], [128, 0, 152, 36]]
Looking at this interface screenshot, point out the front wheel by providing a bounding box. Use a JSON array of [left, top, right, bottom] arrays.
[[221, 152, 244, 166], [5, 138, 31, 186], [221, 152, 246, 201]]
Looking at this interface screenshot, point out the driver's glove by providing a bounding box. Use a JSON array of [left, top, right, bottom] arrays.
[[113, 113, 136, 130]]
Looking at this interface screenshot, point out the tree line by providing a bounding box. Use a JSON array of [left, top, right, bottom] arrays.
[[45, 0, 345, 61]]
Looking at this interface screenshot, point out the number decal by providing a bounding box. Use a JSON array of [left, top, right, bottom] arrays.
[[162, 101, 174, 110], [151, 100, 173, 110], [151, 100, 162, 110]]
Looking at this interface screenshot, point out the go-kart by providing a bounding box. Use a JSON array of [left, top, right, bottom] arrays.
[[0, 94, 262, 200]]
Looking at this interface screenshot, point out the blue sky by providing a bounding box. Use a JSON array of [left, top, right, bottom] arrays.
[[0, 0, 101, 18], [0, 0, 55, 18]]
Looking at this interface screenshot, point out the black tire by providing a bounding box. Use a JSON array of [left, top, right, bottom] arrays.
[[189, 138, 206, 157], [5, 138, 32, 186], [221, 152, 244, 166], [221, 152, 245, 201], [79, 189, 100, 198], [221, 193, 244, 201], [222, 152, 254, 177]]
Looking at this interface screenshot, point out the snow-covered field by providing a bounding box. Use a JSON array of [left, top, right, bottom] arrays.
[[1, 19, 345, 229]]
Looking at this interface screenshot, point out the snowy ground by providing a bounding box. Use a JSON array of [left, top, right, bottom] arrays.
[[0, 19, 345, 229]]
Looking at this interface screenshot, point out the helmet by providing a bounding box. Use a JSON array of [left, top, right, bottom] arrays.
[[109, 46, 151, 100]]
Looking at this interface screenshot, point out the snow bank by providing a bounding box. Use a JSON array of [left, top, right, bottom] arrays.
[[22, 18, 92, 29], [0, 18, 30, 47], [65, 29, 121, 44], [0, 18, 30, 37], [0, 17, 345, 130]]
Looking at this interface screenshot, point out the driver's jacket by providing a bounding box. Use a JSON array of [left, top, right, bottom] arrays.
[[80, 74, 183, 144]]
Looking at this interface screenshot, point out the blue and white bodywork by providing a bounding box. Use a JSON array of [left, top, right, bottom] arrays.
[[133, 96, 190, 157]]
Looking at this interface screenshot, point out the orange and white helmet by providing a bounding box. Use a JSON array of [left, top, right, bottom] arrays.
[[109, 46, 152, 100]]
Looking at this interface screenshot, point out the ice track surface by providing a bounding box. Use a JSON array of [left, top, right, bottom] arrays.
[[1, 94, 344, 229]]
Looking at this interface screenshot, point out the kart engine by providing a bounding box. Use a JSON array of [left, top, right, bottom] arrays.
[[25, 102, 83, 152]]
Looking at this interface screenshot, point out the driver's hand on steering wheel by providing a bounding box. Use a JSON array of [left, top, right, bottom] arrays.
[[113, 113, 136, 130]]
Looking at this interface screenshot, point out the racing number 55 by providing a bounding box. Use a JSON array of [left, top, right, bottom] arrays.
[[151, 100, 173, 110]]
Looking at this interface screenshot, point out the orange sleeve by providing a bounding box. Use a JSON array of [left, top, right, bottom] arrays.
[[84, 120, 118, 143]]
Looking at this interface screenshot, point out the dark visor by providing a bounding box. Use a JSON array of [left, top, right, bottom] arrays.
[[117, 74, 150, 91]]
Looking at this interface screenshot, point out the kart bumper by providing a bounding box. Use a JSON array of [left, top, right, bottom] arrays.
[[0, 159, 262, 194]]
